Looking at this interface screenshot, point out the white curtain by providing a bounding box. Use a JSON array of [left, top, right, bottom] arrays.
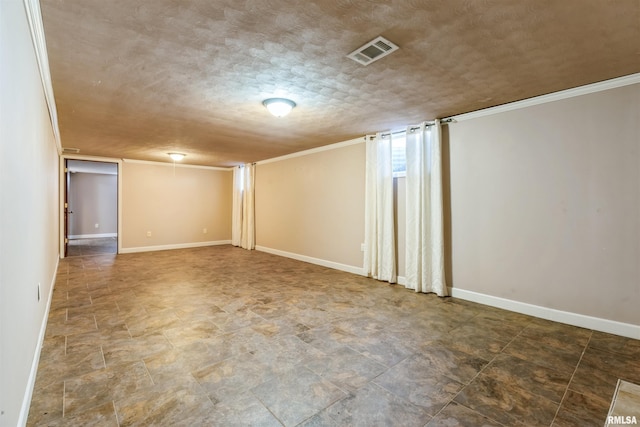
[[405, 121, 447, 296], [363, 133, 397, 283], [241, 163, 255, 250], [231, 166, 243, 247]]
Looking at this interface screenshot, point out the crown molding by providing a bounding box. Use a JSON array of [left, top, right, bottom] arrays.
[[122, 158, 232, 171], [256, 137, 364, 166], [450, 73, 640, 122]]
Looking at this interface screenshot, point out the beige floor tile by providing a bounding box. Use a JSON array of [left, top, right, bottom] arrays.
[[26, 246, 640, 426], [426, 402, 504, 427], [324, 382, 432, 427], [606, 380, 640, 426], [251, 365, 347, 426]]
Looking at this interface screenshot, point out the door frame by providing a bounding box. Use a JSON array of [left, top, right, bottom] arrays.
[[64, 159, 69, 256], [59, 154, 123, 258]]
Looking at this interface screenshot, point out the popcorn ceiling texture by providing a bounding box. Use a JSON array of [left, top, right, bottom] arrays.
[[41, 0, 639, 167]]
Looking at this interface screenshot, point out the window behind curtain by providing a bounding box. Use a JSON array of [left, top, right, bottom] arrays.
[[391, 135, 406, 177]]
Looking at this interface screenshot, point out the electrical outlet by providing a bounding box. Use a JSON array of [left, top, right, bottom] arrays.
[[146, 231, 152, 237], [95, 223, 99, 228], [203, 228, 207, 234], [360, 243, 365, 252]]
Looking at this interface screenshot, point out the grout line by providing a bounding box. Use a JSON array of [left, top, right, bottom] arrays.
[[550, 330, 593, 426], [141, 359, 155, 386], [124, 323, 133, 339], [449, 401, 507, 426], [100, 345, 107, 369], [429, 322, 528, 423], [431, 352, 499, 421], [204, 392, 218, 410], [112, 401, 120, 426], [62, 381, 66, 418], [161, 330, 177, 350], [249, 389, 286, 426]]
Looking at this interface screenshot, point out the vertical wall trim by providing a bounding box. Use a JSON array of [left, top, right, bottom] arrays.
[[22, 0, 62, 155]]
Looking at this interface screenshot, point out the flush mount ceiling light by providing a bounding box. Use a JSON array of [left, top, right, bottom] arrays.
[[263, 98, 296, 117], [168, 152, 186, 161]]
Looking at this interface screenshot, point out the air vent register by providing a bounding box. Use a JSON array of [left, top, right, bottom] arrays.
[[347, 36, 399, 66]]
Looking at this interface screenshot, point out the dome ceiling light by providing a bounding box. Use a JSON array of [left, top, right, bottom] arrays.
[[263, 98, 296, 117]]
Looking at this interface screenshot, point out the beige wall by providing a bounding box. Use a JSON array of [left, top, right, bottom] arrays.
[[447, 84, 640, 325], [234, 80, 639, 329], [0, 1, 61, 425], [69, 172, 118, 236], [255, 142, 366, 268], [121, 162, 231, 249]]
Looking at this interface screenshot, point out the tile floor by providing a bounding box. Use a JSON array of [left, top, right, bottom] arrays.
[[66, 237, 117, 257], [27, 246, 640, 426]]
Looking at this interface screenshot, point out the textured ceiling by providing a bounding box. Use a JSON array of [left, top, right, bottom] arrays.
[[41, 0, 640, 167]]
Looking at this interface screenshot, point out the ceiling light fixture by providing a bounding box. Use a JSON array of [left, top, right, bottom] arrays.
[[263, 98, 296, 117], [168, 153, 185, 161]]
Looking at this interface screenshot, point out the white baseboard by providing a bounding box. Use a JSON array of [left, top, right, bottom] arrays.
[[255, 245, 365, 277], [449, 287, 640, 340], [120, 240, 231, 254], [254, 251, 638, 339], [19, 255, 59, 427], [68, 233, 117, 239]]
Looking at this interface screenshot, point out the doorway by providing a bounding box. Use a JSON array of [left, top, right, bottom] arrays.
[[63, 159, 119, 257]]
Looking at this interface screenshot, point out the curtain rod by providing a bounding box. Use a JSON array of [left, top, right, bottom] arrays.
[[370, 117, 455, 139]]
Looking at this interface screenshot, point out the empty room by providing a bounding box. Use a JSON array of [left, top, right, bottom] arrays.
[[1, 0, 639, 426]]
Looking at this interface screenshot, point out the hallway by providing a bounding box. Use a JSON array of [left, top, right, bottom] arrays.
[[66, 237, 117, 257]]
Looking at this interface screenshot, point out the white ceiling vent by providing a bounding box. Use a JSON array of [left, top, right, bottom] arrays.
[[347, 36, 399, 66]]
